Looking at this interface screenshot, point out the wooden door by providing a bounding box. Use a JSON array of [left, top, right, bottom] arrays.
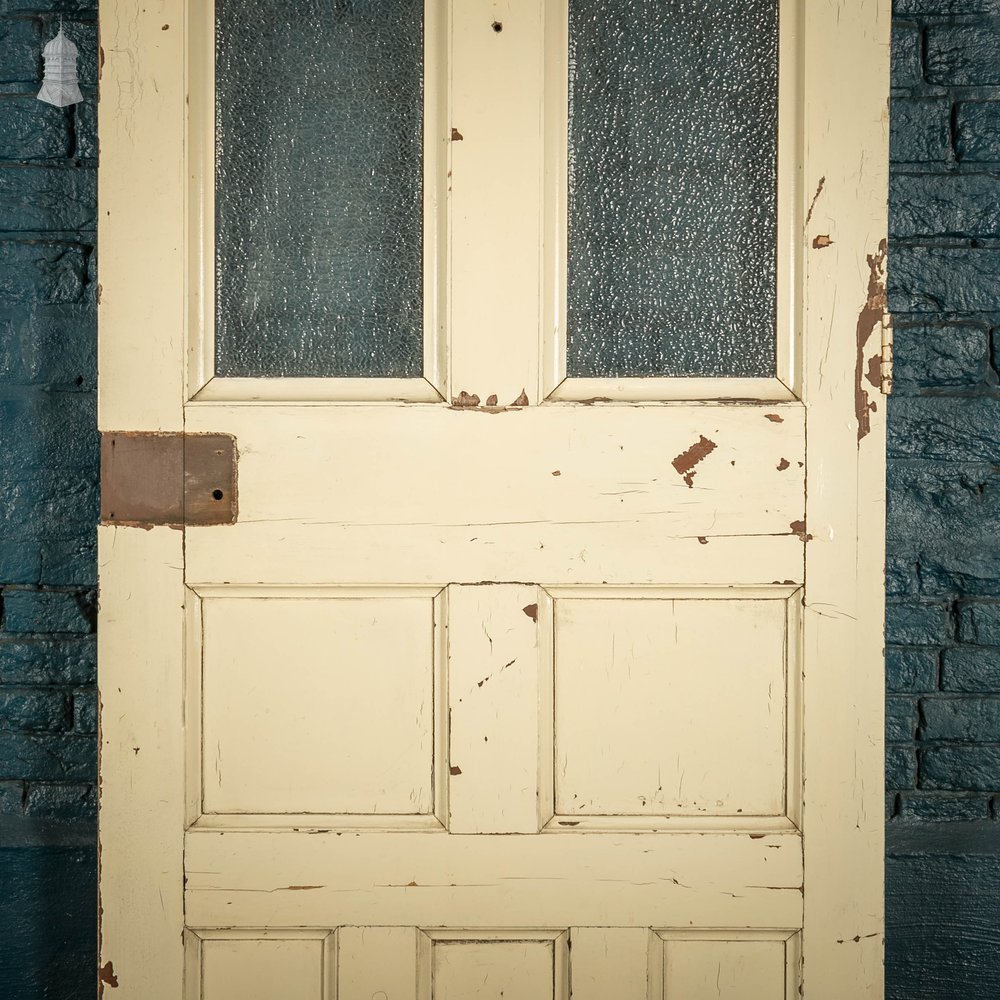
[[97, 2, 889, 998]]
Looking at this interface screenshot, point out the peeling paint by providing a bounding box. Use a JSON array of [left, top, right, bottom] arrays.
[[512, 390, 529, 407], [522, 603, 539, 622], [812, 234, 834, 249], [671, 436, 717, 488], [805, 176, 826, 227], [865, 352, 881, 389], [485, 393, 498, 406], [790, 520, 814, 542], [450, 765, 463, 776], [99, 961, 119, 990], [451, 127, 464, 141], [451, 391, 480, 408], [855, 239, 887, 443], [765, 413, 783, 423], [777, 458, 791, 471]]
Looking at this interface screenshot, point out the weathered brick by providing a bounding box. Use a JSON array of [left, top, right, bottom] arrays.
[[889, 246, 1000, 314], [0, 638, 95, 685], [0, 541, 40, 584], [0, 94, 70, 161], [0, 473, 98, 538], [898, 793, 991, 821], [68, 20, 96, 91], [72, 96, 95, 161], [23, 781, 94, 821], [0, 16, 41, 84], [887, 746, 918, 789], [0, 2, 94, 11], [892, 323, 990, 390], [71, 689, 94, 733], [3, 588, 95, 635], [888, 648, 939, 693], [889, 696, 919, 741], [895, 0, 1000, 11], [927, 21, 1000, 86], [38, 537, 95, 587], [891, 175, 1000, 240], [887, 462, 1000, 543], [891, 97, 952, 164], [0, 393, 98, 473], [957, 101, 1000, 161], [922, 696, 1000, 740], [921, 745, 1000, 790], [0, 165, 96, 232], [919, 544, 1000, 597], [958, 602, 1000, 644], [0, 303, 96, 387], [888, 398, 1000, 463], [0, 688, 69, 732], [0, 778, 22, 813], [886, 602, 953, 645], [892, 22, 924, 88], [0, 241, 89, 305], [943, 647, 1000, 691], [0, 732, 94, 781], [887, 551, 921, 597]]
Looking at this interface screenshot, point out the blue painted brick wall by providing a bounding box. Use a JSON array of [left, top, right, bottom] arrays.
[[888, 0, 1000, 827], [0, 4, 98, 999]]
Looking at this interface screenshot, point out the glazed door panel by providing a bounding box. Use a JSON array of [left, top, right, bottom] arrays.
[[98, 1, 889, 997]]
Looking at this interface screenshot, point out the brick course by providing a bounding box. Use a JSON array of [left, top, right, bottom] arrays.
[[887, 3, 1000, 850], [0, 3, 97, 845]]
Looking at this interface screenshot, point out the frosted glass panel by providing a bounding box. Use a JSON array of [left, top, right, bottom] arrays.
[[215, 0, 424, 378], [566, 0, 780, 378]]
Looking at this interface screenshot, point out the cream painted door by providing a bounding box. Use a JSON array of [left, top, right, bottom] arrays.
[[98, 2, 889, 999]]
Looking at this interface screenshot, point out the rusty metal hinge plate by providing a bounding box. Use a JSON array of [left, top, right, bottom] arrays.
[[880, 312, 894, 396], [100, 432, 238, 528]]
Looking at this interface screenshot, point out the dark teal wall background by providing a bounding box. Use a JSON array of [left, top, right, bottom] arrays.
[[0, 2, 98, 999], [0, 2, 998, 997]]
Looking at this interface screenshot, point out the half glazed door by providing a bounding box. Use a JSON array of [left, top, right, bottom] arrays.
[[98, 2, 890, 999]]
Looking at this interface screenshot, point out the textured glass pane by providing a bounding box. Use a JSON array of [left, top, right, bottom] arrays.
[[567, 0, 779, 378], [215, 1, 424, 378]]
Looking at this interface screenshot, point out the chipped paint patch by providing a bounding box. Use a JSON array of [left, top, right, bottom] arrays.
[[513, 389, 529, 407], [790, 520, 814, 542], [777, 458, 791, 471], [855, 239, 887, 443], [451, 391, 480, 408], [765, 413, 784, 423], [671, 436, 717, 488], [813, 234, 834, 249], [522, 603, 539, 622], [99, 961, 119, 990], [451, 127, 464, 141]]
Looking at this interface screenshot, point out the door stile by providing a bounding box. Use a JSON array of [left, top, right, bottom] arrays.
[[98, 2, 190, 997], [799, 1, 889, 996]]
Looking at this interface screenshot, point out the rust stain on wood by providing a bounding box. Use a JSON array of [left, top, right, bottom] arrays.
[[522, 603, 538, 622], [99, 961, 119, 990], [100, 432, 237, 528], [671, 436, 717, 488], [856, 239, 887, 443], [812, 234, 834, 249]]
